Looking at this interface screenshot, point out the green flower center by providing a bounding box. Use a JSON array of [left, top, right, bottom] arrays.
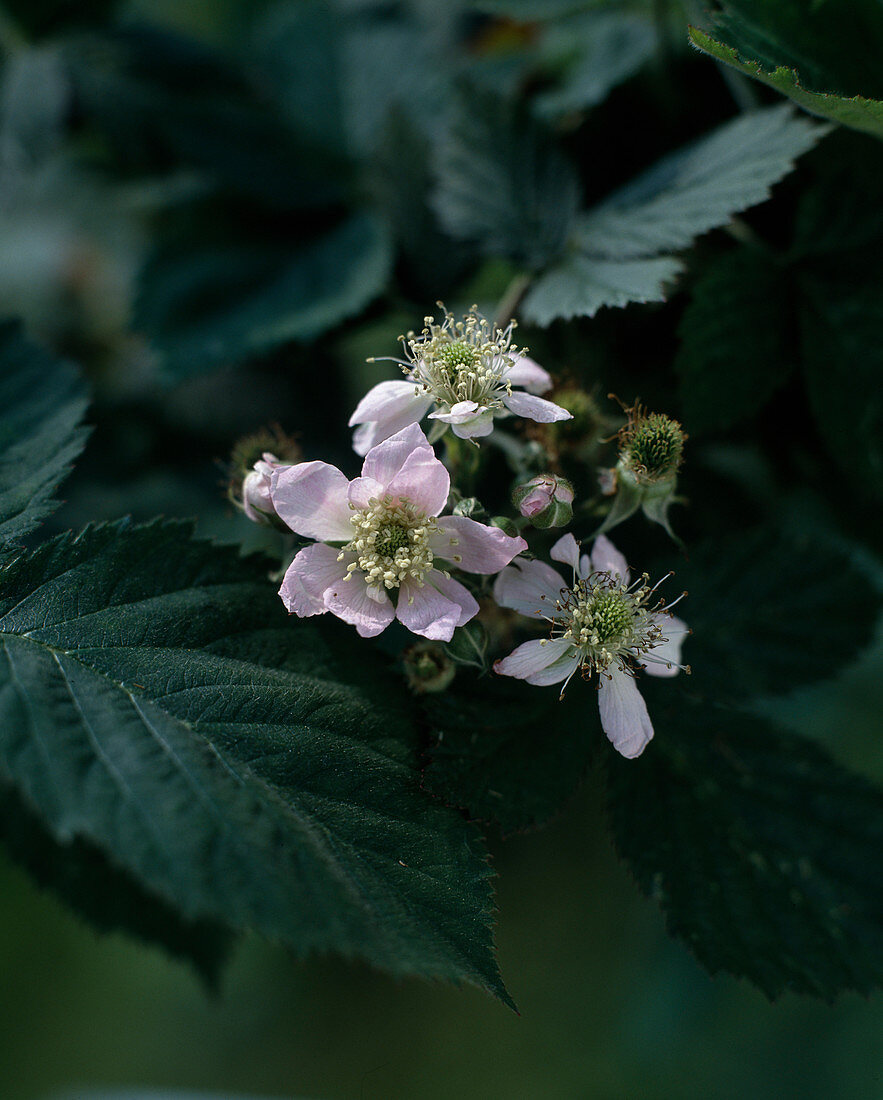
[[436, 340, 482, 378], [555, 573, 664, 674], [375, 522, 412, 558]]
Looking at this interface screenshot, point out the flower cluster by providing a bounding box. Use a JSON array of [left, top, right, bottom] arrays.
[[234, 306, 690, 759]]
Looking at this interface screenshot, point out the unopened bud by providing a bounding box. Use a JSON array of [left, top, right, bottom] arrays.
[[402, 642, 456, 693], [242, 453, 284, 526], [512, 474, 574, 529]]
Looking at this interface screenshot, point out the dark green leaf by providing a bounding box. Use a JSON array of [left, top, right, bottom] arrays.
[[678, 528, 879, 702], [0, 320, 89, 548], [607, 697, 883, 998], [0, 776, 233, 987], [688, 0, 883, 140], [432, 84, 580, 269], [675, 246, 794, 434], [0, 520, 510, 1005], [799, 278, 883, 500], [421, 674, 595, 834], [137, 214, 392, 380]]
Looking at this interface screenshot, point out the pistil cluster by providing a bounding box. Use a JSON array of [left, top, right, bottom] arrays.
[[342, 497, 437, 590], [402, 306, 520, 411], [554, 572, 664, 677]]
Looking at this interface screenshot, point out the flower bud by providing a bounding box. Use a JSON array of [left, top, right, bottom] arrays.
[[512, 474, 574, 529], [242, 453, 283, 526], [228, 425, 301, 529], [402, 642, 456, 693]]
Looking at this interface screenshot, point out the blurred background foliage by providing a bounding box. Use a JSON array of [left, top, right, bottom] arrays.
[[2, 0, 883, 1095]]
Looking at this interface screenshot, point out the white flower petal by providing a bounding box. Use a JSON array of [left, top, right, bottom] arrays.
[[591, 534, 630, 583], [598, 667, 654, 758], [503, 353, 553, 394], [451, 411, 495, 439], [494, 638, 577, 683], [429, 400, 484, 425], [493, 558, 568, 620], [429, 516, 526, 574], [502, 390, 572, 424], [270, 461, 353, 542], [640, 614, 689, 678], [550, 533, 581, 573], [323, 571, 395, 638], [348, 379, 425, 427]]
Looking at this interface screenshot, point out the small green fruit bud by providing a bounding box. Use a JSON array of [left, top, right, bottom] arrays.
[[619, 404, 685, 485], [402, 642, 456, 693]]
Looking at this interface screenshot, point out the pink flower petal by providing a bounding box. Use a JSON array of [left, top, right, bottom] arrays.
[[494, 638, 577, 684], [640, 614, 689, 678], [493, 558, 569, 621], [386, 445, 451, 517], [598, 666, 654, 758], [270, 461, 353, 541], [347, 475, 385, 510], [502, 390, 572, 424], [323, 571, 395, 638], [278, 543, 347, 617], [360, 422, 431, 486], [503, 353, 552, 394], [397, 571, 478, 641], [429, 516, 526, 573], [591, 534, 630, 583]]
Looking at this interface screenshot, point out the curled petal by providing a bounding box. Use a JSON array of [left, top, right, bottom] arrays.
[[429, 402, 496, 440], [429, 516, 526, 574], [270, 461, 353, 542], [503, 354, 553, 394], [397, 572, 478, 641], [640, 614, 689, 678], [323, 571, 395, 638], [591, 534, 630, 584], [493, 558, 568, 621], [598, 666, 653, 758], [502, 390, 572, 424], [278, 544, 347, 617], [494, 638, 578, 685]]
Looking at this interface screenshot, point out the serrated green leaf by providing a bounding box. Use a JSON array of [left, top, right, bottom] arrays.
[[0, 320, 89, 548], [689, 27, 883, 141], [137, 214, 392, 379], [535, 10, 656, 119], [678, 528, 879, 702], [799, 277, 883, 499], [607, 697, 883, 999], [432, 84, 580, 269], [675, 246, 794, 434], [0, 776, 234, 987], [577, 105, 825, 259], [0, 520, 511, 1006], [521, 254, 682, 325], [421, 675, 595, 834]]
